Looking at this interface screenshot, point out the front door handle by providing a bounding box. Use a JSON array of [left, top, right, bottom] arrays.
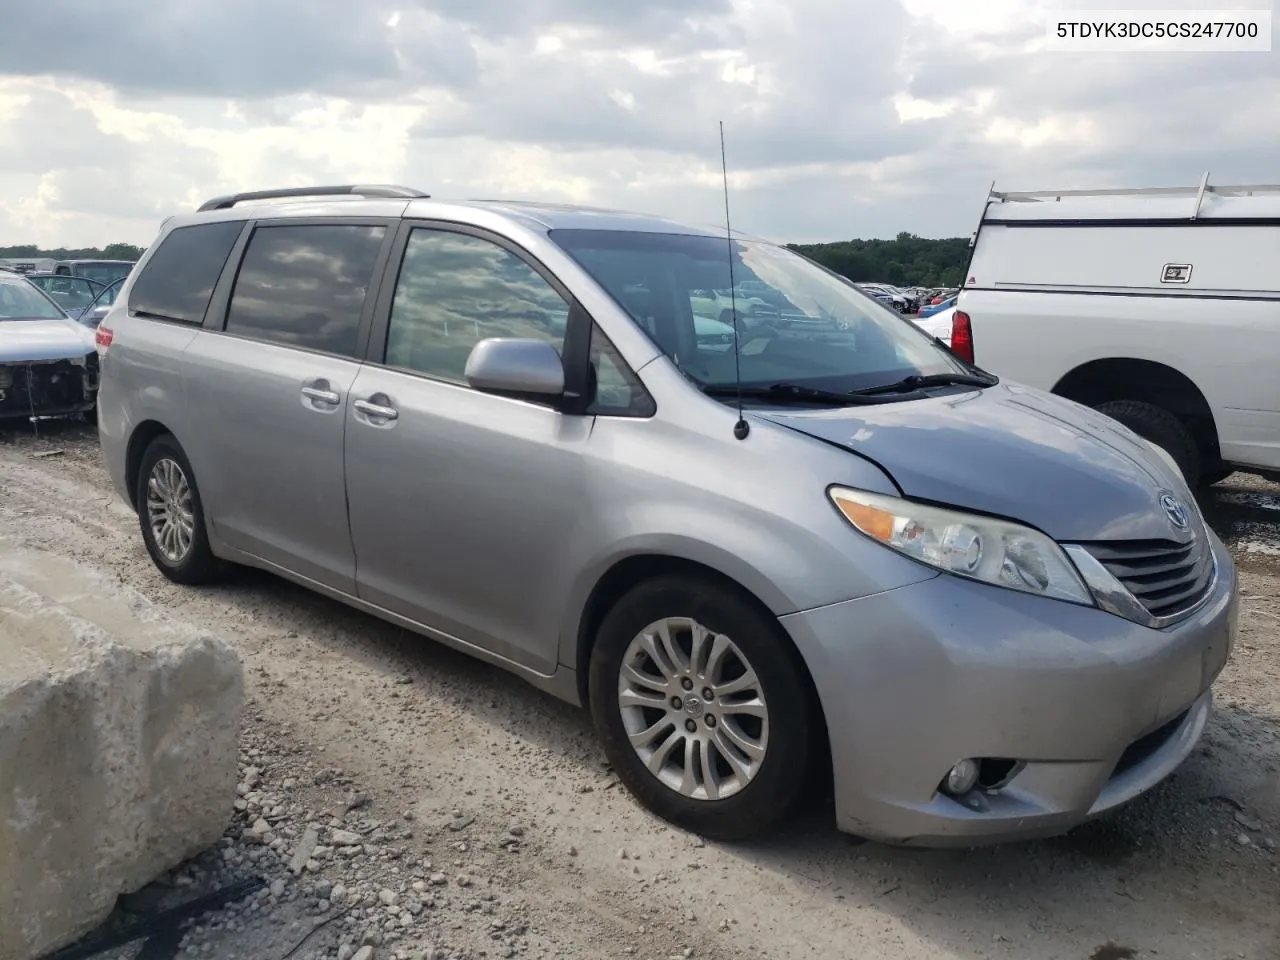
[[299, 378, 340, 409], [354, 397, 399, 421], [301, 385, 341, 405]]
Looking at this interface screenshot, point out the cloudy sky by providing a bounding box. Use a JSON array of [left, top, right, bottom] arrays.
[[0, 0, 1275, 248]]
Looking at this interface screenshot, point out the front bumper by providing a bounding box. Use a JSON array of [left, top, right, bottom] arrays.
[[0, 357, 98, 420], [781, 530, 1237, 846]]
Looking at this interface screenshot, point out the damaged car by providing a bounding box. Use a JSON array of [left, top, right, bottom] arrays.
[[0, 272, 99, 420]]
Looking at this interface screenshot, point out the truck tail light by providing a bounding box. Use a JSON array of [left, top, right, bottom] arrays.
[[951, 310, 974, 364], [95, 325, 113, 356]]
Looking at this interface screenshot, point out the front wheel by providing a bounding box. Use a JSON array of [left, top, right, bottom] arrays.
[[588, 576, 814, 841]]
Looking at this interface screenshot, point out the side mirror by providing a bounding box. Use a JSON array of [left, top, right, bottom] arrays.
[[464, 338, 565, 397], [86, 305, 110, 326]]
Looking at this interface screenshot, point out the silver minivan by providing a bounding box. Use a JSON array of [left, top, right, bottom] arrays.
[[97, 185, 1238, 846]]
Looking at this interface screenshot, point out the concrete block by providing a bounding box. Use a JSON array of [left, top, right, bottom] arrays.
[[0, 544, 243, 960]]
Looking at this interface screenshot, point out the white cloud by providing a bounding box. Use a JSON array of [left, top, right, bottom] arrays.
[[0, 0, 1275, 248]]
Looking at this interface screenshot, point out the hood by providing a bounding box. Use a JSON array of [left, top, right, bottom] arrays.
[[759, 381, 1189, 542], [0, 317, 96, 362]]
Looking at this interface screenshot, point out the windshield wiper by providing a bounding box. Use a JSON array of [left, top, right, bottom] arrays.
[[700, 383, 879, 406], [849, 371, 998, 397]]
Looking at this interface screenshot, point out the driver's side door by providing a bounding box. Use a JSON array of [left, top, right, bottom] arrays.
[[344, 223, 593, 674]]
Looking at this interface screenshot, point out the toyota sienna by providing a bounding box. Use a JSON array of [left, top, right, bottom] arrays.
[[96, 185, 1237, 845]]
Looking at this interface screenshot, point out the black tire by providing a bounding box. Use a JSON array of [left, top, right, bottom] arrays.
[[1094, 400, 1202, 488], [135, 434, 224, 585], [588, 575, 814, 841]]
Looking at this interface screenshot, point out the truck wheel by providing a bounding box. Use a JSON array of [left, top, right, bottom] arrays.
[[1094, 400, 1201, 488]]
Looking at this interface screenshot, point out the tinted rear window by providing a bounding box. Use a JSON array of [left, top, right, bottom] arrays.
[[130, 221, 243, 324], [224, 224, 386, 357]]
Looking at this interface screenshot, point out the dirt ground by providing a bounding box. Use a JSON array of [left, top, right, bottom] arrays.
[[3, 420, 1279, 960]]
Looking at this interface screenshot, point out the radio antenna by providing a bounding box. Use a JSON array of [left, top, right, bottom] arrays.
[[720, 121, 749, 441]]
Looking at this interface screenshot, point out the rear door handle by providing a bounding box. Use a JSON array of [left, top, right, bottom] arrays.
[[301, 385, 341, 405], [354, 398, 399, 421]]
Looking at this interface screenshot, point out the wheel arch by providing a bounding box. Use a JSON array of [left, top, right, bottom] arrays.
[[124, 419, 176, 510], [571, 554, 831, 781], [1051, 357, 1221, 465]]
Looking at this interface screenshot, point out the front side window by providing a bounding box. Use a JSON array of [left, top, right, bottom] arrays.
[[384, 228, 570, 383], [550, 229, 967, 396], [225, 224, 386, 357], [588, 322, 654, 417], [131, 221, 243, 324]]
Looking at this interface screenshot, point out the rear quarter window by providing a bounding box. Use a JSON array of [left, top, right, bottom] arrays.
[[130, 221, 243, 323]]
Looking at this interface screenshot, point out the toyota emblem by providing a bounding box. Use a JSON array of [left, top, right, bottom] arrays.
[[1160, 493, 1190, 531]]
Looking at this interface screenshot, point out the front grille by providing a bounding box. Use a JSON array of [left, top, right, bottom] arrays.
[[1081, 535, 1214, 621]]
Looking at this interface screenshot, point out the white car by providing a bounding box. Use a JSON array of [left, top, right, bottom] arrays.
[[956, 177, 1280, 487], [912, 305, 953, 347]]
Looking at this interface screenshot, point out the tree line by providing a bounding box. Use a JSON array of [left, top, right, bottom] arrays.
[[0, 242, 146, 261], [788, 232, 971, 288]]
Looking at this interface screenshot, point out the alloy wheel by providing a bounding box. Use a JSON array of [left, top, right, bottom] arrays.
[[617, 616, 770, 801], [146, 457, 195, 563]]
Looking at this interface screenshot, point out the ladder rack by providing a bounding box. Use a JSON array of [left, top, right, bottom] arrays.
[[988, 173, 1280, 219]]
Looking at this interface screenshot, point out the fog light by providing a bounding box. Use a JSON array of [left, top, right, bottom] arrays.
[[942, 759, 980, 796]]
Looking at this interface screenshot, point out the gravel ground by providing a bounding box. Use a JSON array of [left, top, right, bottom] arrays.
[[3, 420, 1279, 960]]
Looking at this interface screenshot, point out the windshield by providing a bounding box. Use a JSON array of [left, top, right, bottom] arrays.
[[0, 279, 67, 320], [550, 229, 966, 394]]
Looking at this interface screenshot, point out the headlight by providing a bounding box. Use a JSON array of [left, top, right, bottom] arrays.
[[828, 486, 1093, 606]]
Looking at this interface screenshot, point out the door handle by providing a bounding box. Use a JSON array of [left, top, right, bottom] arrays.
[[301, 385, 341, 405], [354, 398, 399, 421]]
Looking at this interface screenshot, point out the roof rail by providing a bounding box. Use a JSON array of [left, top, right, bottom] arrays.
[[989, 174, 1280, 205], [197, 184, 430, 212]]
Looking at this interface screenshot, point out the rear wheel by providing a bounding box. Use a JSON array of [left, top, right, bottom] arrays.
[[1094, 399, 1202, 488], [588, 576, 814, 841], [135, 434, 224, 584]]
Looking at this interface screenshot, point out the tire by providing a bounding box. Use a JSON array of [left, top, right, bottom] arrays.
[[588, 575, 814, 841], [1093, 400, 1202, 488], [135, 434, 224, 585]]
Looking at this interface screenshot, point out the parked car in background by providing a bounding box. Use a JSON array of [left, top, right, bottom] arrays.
[[858, 283, 918, 314], [956, 176, 1280, 487], [0, 257, 58, 275], [0, 272, 99, 419], [918, 294, 957, 318], [26, 273, 105, 322], [912, 304, 954, 347], [54, 259, 136, 284], [854, 283, 897, 309], [689, 287, 776, 326], [98, 184, 1235, 847]]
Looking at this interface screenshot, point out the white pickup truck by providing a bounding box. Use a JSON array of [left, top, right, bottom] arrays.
[[953, 177, 1280, 488]]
